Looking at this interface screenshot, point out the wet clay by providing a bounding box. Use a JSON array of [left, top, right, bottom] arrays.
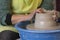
[[26, 10, 60, 30]]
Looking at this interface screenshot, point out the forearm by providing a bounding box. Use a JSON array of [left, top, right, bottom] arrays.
[[11, 14, 26, 24], [11, 12, 35, 24], [11, 14, 30, 24]]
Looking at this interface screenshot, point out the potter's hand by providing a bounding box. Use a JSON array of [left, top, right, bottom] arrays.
[[24, 8, 45, 21], [52, 10, 59, 20], [35, 8, 45, 13]]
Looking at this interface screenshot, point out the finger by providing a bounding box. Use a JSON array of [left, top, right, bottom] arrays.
[[36, 8, 45, 13]]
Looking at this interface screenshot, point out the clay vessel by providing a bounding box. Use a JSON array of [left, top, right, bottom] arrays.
[[27, 12, 60, 30]]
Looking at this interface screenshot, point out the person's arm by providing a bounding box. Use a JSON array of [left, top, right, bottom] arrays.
[[11, 8, 45, 24], [11, 11, 35, 24]]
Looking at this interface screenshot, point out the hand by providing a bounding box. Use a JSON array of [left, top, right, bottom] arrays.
[[35, 8, 59, 21], [25, 8, 44, 20], [52, 10, 59, 20], [35, 8, 45, 13]]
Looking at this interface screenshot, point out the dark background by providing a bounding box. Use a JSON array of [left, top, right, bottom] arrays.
[[56, 0, 60, 11]]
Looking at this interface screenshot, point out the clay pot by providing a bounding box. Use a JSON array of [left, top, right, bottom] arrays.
[[35, 13, 57, 28]]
